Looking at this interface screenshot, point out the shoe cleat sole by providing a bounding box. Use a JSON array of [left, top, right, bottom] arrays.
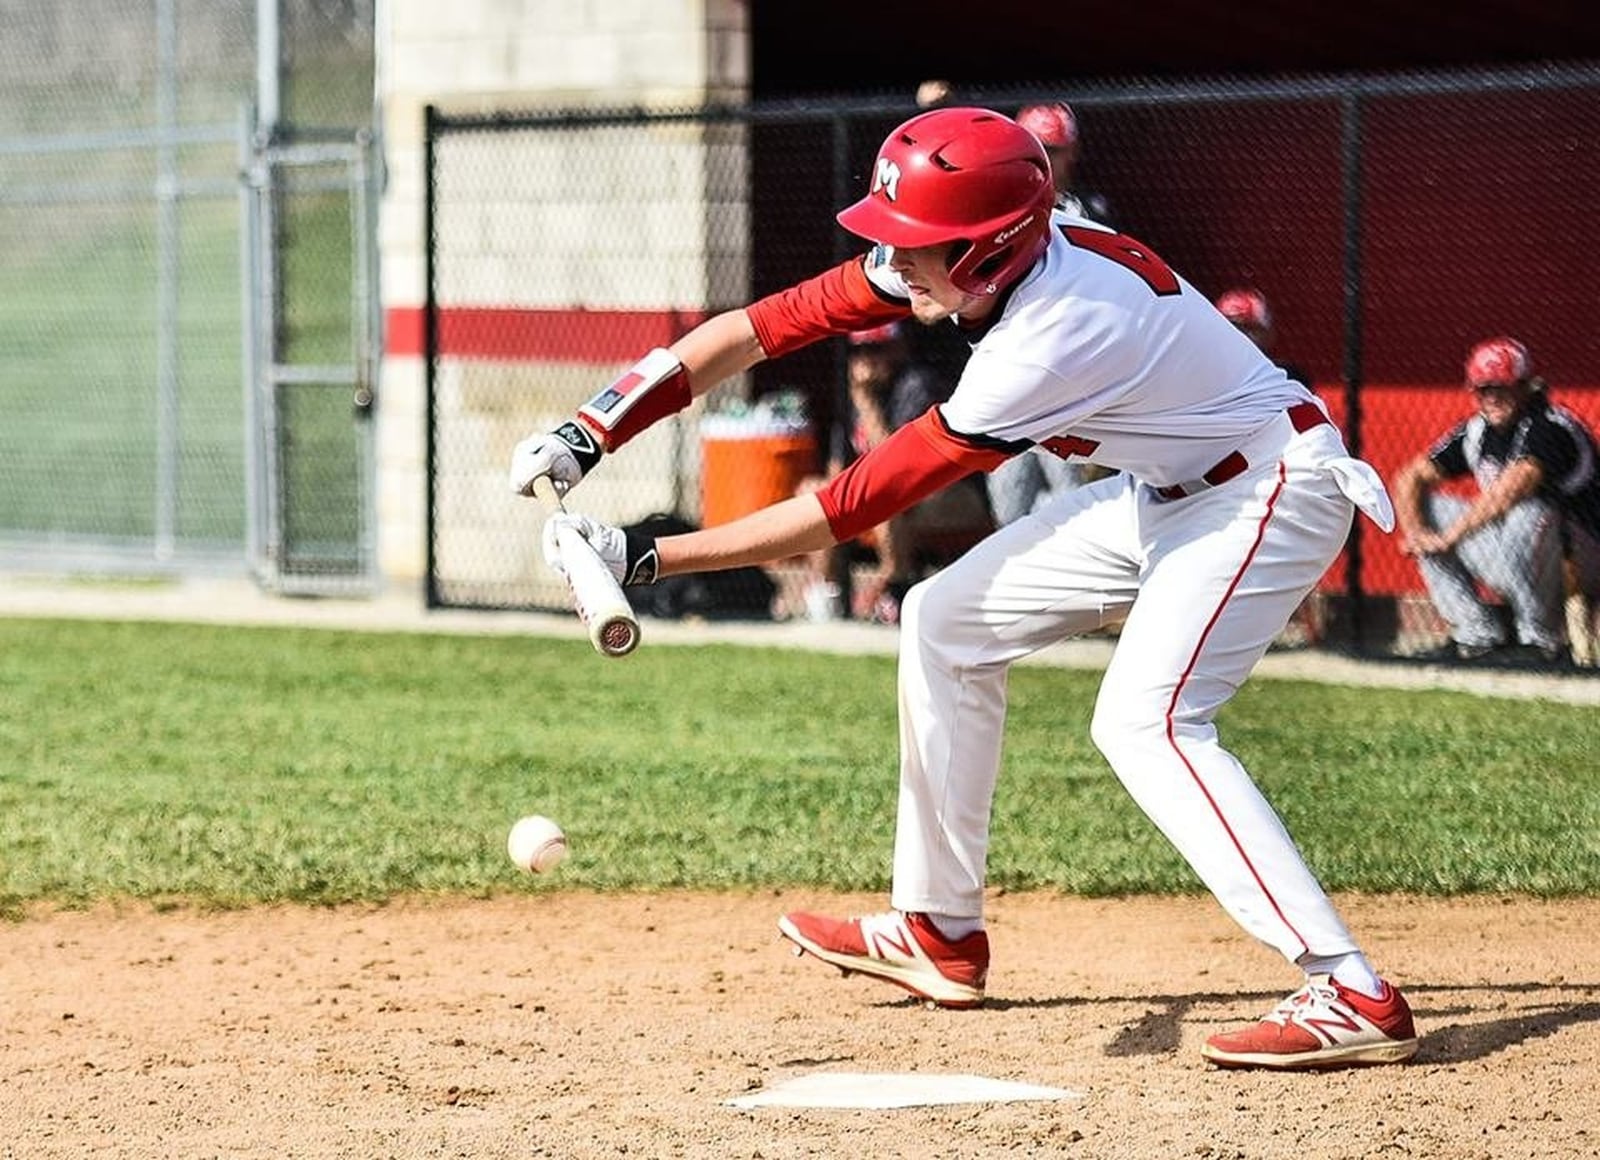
[[1203, 1038, 1418, 1069]]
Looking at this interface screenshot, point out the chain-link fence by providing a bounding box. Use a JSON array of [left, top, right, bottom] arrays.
[[0, 1, 253, 570], [0, 0, 374, 582], [426, 64, 1600, 668]]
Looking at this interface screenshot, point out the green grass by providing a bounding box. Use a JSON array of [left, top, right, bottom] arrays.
[[1, 617, 1597, 916], [0, 198, 243, 539]]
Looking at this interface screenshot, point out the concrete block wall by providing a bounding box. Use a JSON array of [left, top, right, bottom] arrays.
[[376, 0, 749, 590]]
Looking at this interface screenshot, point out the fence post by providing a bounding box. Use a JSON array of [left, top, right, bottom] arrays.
[[423, 103, 441, 608], [1339, 90, 1370, 653]]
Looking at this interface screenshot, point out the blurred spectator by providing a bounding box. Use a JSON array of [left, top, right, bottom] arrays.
[[915, 78, 954, 109], [1016, 101, 1114, 226], [1392, 336, 1600, 664], [796, 322, 994, 622], [1215, 288, 1313, 390]]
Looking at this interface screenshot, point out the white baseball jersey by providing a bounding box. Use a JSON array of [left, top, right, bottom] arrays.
[[865, 213, 1317, 489]]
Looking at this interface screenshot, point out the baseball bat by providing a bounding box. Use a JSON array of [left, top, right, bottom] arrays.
[[554, 519, 642, 658], [534, 480, 640, 658]]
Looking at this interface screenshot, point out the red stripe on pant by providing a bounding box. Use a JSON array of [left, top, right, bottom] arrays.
[[1160, 461, 1311, 956]]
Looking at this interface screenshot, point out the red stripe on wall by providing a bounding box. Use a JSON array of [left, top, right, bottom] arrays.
[[385, 306, 709, 361]]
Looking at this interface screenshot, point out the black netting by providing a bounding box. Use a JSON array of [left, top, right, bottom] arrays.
[[425, 68, 1600, 669]]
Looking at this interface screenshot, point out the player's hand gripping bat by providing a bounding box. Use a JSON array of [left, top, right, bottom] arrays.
[[535, 484, 643, 658]]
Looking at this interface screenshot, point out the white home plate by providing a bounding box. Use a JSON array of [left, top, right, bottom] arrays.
[[726, 1071, 1082, 1110]]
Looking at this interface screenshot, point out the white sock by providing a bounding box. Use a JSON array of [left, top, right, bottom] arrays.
[[924, 913, 984, 941], [1298, 951, 1383, 999]]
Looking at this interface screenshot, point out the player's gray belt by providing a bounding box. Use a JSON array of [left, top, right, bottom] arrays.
[[1153, 402, 1332, 500]]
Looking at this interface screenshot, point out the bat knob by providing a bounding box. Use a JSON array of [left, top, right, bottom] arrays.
[[596, 616, 641, 657]]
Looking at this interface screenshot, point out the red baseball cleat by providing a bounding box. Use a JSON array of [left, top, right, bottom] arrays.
[[1202, 974, 1420, 1069], [777, 910, 988, 1008]]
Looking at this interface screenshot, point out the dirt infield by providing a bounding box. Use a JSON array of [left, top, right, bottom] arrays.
[[3, 891, 1597, 1158]]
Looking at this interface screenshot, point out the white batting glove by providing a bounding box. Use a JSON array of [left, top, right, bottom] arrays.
[[542, 513, 661, 587], [509, 421, 602, 498]]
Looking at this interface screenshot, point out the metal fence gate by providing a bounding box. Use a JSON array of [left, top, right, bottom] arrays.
[[0, 0, 378, 590], [242, 127, 380, 594]]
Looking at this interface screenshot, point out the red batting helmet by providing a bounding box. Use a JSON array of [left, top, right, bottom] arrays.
[[1215, 288, 1273, 332], [1016, 102, 1079, 149], [1465, 336, 1532, 389], [837, 107, 1055, 297]]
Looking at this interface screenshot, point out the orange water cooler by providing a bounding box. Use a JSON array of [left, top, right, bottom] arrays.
[[698, 414, 817, 527]]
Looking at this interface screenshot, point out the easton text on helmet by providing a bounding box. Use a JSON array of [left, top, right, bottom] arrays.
[[994, 212, 1037, 245]]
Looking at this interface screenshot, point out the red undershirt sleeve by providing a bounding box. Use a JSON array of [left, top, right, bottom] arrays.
[[746, 256, 907, 357], [816, 408, 1011, 543]]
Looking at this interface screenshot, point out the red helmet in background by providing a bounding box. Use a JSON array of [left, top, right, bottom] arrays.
[[837, 107, 1055, 297], [1465, 336, 1532, 388], [1016, 102, 1078, 149], [847, 320, 903, 346], [1215, 288, 1273, 333]]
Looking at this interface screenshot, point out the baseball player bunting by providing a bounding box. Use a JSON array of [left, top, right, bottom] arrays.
[[511, 105, 1416, 1070]]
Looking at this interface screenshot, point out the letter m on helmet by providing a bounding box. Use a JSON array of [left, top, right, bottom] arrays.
[[872, 157, 903, 201]]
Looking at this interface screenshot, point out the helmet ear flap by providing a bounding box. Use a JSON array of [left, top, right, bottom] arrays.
[[970, 245, 1014, 283], [943, 181, 1054, 296], [945, 239, 1015, 296]]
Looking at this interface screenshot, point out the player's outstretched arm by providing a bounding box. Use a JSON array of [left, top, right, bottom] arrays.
[[508, 309, 767, 498], [672, 309, 769, 398], [509, 253, 906, 500], [558, 405, 1006, 590], [655, 493, 836, 576], [547, 493, 835, 590]]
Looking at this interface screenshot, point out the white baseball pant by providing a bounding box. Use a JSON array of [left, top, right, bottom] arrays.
[[889, 411, 1381, 963]]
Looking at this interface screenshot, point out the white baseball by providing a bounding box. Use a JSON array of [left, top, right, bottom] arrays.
[[507, 815, 568, 874]]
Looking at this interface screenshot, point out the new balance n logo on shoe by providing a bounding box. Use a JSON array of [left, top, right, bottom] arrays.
[[861, 916, 916, 961]]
